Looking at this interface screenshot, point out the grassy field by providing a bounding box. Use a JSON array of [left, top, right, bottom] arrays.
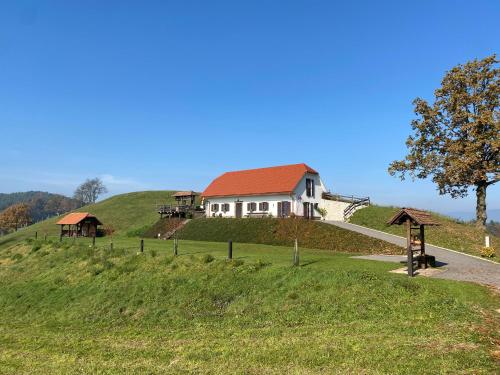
[[177, 218, 402, 254], [0, 236, 499, 374], [0, 191, 178, 250], [350, 205, 499, 260]]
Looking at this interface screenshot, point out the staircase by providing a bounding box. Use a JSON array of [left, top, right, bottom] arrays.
[[343, 197, 370, 221], [163, 219, 191, 239]]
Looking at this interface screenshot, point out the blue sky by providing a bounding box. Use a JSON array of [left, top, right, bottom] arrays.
[[0, 0, 499, 217]]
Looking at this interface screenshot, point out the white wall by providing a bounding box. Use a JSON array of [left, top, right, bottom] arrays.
[[318, 199, 351, 221], [291, 173, 325, 217], [204, 194, 292, 218]]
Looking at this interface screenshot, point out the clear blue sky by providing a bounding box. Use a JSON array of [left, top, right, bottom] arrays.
[[1, 0, 499, 217]]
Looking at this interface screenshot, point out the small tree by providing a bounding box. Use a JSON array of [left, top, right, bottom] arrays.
[[276, 214, 315, 266], [317, 207, 328, 220], [0, 203, 31, 232], [389, 55, 499, 229], [73, 178, 108, 205]]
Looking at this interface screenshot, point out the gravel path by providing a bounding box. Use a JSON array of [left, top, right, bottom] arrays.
[[326, 221, 500, 289]]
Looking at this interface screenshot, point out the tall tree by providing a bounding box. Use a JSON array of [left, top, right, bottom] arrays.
[[0, 203, 31, 232], [389, 55, 499, 229], [73, 178, 108, 204]]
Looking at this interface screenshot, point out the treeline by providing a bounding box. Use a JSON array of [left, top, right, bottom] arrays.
[[0, 191, 83, 224]]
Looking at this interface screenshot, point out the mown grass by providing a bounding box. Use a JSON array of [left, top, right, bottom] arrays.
[[178, 218, 403, 255], [0, 191, 181, 250], [0, 236, 499, 374], [350, 205, 500, 260]]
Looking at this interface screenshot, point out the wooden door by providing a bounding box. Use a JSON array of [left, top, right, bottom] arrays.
[[235, 202, 243, 218], [303, 202, 310, 219]]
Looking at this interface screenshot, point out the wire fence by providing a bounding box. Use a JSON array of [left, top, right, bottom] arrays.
[[26, 232, 229, 258]]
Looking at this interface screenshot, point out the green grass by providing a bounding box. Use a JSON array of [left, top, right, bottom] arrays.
[[350, 205, 500, 260], [178, 217, 403, 254], [0, 236, 498, 373], [0, 191, 180, 250]]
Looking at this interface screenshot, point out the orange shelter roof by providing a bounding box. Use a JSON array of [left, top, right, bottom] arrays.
[[56, 212, 102, 225], [201, 163, 318, 198]]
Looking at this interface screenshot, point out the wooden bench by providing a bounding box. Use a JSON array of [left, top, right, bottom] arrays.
[[246, 212, 269, 218]]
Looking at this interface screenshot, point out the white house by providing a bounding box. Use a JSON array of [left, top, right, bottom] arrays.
[[201, 163, 369, 221]]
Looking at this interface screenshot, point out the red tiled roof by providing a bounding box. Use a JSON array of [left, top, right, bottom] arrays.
[[56, 212, 101, 225], [201, 163, 318, 198]]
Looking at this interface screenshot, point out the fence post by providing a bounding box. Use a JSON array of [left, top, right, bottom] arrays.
[[35, 231, 37, 240], [140, 239, 144, 253], [228, 240, 233, 260], [110, 241, 114, 251], [59, 233, 63, 242], [173, 237, 178, 256], [92, 236, 96, 248], [44, 234, 47, 241], [293, 238, 299, 266], [406, 219, 414, 277]]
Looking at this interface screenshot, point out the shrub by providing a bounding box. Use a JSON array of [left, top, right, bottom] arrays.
[[10, 253, 23, 261], [201, 254, 215, 263], [480, 246, 496, 258], [31, 243, 42, 253], [232, 259, 244, 267]]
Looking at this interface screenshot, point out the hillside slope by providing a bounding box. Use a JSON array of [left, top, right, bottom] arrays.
[[350, 205, 499, 259], [178, 217, 402, 254], [0, 239, 498, 373], [0, 191, 176, 250]]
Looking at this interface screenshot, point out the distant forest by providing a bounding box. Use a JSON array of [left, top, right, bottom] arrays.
[[0, 191, 83, 223]]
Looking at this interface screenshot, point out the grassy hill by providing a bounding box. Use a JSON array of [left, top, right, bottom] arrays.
[[0, 237, 498, 373], [178, 218, 402, 254], [350, 205, 499, 259], [1, 191, 402, 255], [0, 191, 177, 250]]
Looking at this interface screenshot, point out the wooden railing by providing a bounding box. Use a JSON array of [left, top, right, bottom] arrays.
[[343, 197, 370, 221]]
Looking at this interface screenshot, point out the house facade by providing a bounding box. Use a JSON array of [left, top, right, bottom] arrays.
[[201, 163, 366, 220]]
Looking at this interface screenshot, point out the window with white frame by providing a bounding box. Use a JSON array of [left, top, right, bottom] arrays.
[[211, 203, 219, 212], [221, 203, 230, 213], [247, 202, 256, 212], [259, 202, 269, 211]]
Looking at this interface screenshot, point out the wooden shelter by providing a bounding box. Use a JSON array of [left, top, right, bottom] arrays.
[[56, 212, 102, 238], [388, 208, 439, 276]]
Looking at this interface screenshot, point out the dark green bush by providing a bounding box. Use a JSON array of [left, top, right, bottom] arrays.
[[201, 254, 215, 263]]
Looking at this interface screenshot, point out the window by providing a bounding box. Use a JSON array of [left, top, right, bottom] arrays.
[[259, 202, 269, 211], [221, 203, 230, 213], [247, 202, 256, 212], [306, 178, 315, 198], [211, 203, 219, 212]]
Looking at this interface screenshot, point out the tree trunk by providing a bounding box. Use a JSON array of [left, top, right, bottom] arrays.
[[475, 182, 487, 229]]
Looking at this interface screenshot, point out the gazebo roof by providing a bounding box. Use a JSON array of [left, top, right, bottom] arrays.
[[56, 212, 102, 225], [172, 191, 198, 197], [387, 208, 440, 226]]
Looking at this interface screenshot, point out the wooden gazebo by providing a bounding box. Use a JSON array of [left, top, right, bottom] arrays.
[[157, 191, 199, 218], [388, 208, 439, 276], [56, 212, 102, 238]]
